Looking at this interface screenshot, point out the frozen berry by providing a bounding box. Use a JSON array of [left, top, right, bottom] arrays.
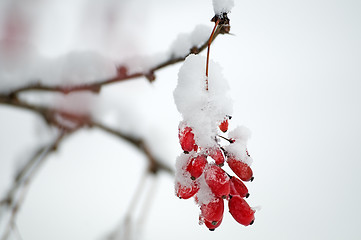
[[228, 195, 255, 226], [179, 126, 198, 153], [200, 197, 224, 223], [186, 155, 208, 180], [176, 182, 199, 199], [219, 119, 229, 132], [227, 156, 253, 182], [208, 147, 225, 166], [204, 215, 223, 231], [204, 165, 230, 198], [230, 176, 249, 198]]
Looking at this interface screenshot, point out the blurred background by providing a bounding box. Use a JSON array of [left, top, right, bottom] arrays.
[[0, 0, 361, 239]]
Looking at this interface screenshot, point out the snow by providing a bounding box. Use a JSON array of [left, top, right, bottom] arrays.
[[0, 48, 117, 93], [195, 171, 214, 205], [190, 25, 212, 48], [228, 125, 252, 143], [170, 33, 193, 59], [169, 25, 211, 58], [224, 126, 253, 166], [173, 54, 233, 148], [175, 153, 193, 187], [116, 25, 211, 75], [0, 23, 210, 93], [212, 0, 234, 15]]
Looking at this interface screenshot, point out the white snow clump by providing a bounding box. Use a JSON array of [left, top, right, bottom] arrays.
[[173, 54, 233, 148], [224, 126, 253, 166], [212, 0, 234, 15], [169, 25, 211, 58]]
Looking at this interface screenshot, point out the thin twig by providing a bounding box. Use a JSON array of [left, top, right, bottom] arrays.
[[105, 170, 148, 240], [91, 121, 174, 175], [0, 130, 66, 240], [136, 174, 158, 239]]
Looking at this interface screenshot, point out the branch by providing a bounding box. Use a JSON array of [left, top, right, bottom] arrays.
[[0, 96, 174, 176], [90, 121, 174, 175], [4, 24, 228, 96], [0, 130, 66, 240]]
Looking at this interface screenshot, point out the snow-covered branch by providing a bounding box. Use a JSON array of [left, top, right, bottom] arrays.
[[1, 23, 229, 97]]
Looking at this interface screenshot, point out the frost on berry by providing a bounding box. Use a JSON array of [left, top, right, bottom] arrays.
[[195, 173, 216, 206], [208, 147, 225, 166], [178, 123, 198, 153], [175, 181, 199, 199], [186, 155, 208, 180], [228, 196, 255, 226], [227, 156, 253, 182], [230, 176, 249, 198], [200, 197, 224, 224], [204, 165, 230, 198], [175, 153, 197, 196]]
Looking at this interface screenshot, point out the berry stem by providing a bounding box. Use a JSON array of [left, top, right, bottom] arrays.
[[205, 18, 220, 91], [217, 135, 235, 143]]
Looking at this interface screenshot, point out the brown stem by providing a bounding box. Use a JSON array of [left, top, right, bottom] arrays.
[[205, 19, 220, 91]]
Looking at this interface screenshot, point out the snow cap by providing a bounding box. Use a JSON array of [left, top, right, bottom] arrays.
[[212, 0, 234, 15], [173, 54, 233, 148]]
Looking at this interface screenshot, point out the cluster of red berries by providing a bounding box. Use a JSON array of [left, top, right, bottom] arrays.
[[175, 117, 255, 231]]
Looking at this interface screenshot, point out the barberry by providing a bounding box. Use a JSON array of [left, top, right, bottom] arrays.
[[186, 155, 208, 180], [230, 176, 249, 198], [219, 119, 229, 132], [174, 5, 256, 230], [228, 195, 255, 226], [204, 165, 230, 198], [175, 182, 199, 199], [208, 147, 225, 166], [200, 197, 224, 224], [227, 156, 253, 182], [179, 125, 198, 153], [204, 215, 223, 231]]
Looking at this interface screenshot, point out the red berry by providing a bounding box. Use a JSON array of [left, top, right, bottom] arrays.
[[227, 156, 253, 182], [204, 165, 230, 198], [204, 215, 223, 231], [230, 176, 249, 198], [200, 197, 224, 223], [208, 147, 225, 166], [176, 182, 199, 199], [219, 119, 229, 132], [186, 155, 208, 180], [228, 196, 255, 226], [179, 126, 197, 153]]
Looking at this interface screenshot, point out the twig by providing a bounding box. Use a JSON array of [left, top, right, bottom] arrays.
[[91, 121, 174, 176], [136, 174, 158, 239], [0, 96, 174, 176], [0, 130, 66, 240]]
